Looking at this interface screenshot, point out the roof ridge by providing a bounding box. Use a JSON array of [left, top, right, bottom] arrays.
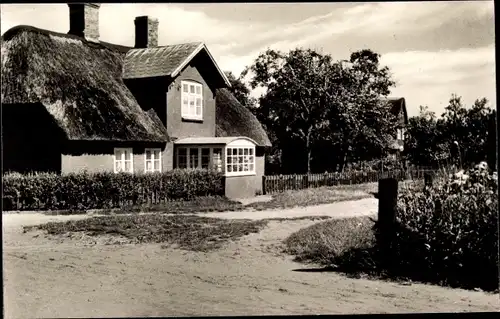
[[127, 41, 203, 50], [2, 25, 132, 53]]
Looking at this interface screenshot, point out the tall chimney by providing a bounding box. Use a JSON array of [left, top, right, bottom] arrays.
[[67, 3, 101, 42], [134, 16, 159, 48]]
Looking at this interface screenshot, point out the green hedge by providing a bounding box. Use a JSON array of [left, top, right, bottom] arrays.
[[2, 169, 225, 211], [392, 163, 498, 290]]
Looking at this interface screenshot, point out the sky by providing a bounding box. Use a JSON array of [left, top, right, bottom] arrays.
[[1, 2, 495, 117]]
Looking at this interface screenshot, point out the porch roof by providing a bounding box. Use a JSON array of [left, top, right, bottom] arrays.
[[174, 136, 257, 145]]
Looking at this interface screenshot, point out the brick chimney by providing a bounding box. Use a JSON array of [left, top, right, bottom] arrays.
[[134, 16, 159, 48], [67, 3, 101, 42]]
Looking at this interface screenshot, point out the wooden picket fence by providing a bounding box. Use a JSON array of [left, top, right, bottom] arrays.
[[262, 169, 440, 195]]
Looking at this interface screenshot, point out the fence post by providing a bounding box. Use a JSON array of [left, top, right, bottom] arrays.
[[377, 177, 399, 269], [262, 176, 267, 195]]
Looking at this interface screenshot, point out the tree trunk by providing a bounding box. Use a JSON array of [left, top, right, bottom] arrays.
[[307, 149, 312, 173], [342, 151, 348, 171]]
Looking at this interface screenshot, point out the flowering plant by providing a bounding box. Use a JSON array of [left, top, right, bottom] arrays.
[[393, 162, 498, 290]]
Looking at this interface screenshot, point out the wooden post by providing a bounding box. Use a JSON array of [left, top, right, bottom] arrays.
[[262, 176, 267, 195], [378, 178, 399, 269]]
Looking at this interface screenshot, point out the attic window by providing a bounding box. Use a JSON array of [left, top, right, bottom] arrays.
[[181, 80, 203, 121]]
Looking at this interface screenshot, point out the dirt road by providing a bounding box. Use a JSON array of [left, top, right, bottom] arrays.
[[3, 210, 499, 317]]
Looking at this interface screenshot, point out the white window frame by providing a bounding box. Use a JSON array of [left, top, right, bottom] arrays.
[[397, 128, 406, 141], [181, 80, 203, 121], [113, 148, 134, 173], [225, 145, 256, 177], [144, 148, 162, 173]]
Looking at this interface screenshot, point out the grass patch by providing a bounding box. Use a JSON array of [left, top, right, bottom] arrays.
[[284, 216, 376, 265], [23, 214, 267, 252], [283, 217, 419, 284]]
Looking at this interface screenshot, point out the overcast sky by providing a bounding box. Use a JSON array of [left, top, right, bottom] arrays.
[[1, 2, 495, 117]]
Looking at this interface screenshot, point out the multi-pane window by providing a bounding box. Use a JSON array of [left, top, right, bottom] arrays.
[[181, 81, 203, 120], [212, 148, 222, 172], [145, 148, 161, 173], [176, 147, 223, 172], [114, 148, 133, 173], [226, 146, 255, 175], [201, 148, 210, 169], [189, 148, 200, 169], [177, 148, 187, 169]]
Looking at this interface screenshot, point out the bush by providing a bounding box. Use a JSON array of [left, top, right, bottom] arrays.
[[393, 162, 498, 290], [3, 169, 225, 211], [283, 162, 498, 292]]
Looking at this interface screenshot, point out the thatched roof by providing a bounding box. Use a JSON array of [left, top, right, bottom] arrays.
[[1, 25, 270, 146], [215, 88, 271, 147], [1, 25, 169, 142]]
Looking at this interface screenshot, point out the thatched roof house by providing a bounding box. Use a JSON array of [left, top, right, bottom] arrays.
[[1, 25, 170, 143], [2, 3, 271, 198], [1, 25, 269, 144]]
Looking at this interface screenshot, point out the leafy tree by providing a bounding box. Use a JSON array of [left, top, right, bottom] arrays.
[[332, 50, 397, 169], [406, 95, 495, 169], [405, 106, 449, 167], [243, 48, 397, 173], [224, 71, 257, 110], [242, 48, 339, 173]]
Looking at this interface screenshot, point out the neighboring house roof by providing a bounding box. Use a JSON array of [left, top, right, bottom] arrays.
[[123, 42, 231, 87], [215, 88, 272, 148], [174, 136, 258, 145], [1, 25, 169, 142], [383, 97, 408, 125], [381, 97, 408, 151]]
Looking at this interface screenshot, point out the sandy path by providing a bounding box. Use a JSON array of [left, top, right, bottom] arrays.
[[200, 197, 378, 220], [3, 207, 499, 317]]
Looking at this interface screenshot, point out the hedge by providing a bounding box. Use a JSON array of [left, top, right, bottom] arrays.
[[2, 169, 225, 211]]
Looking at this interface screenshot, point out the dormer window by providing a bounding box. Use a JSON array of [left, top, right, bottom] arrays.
[[181, 80, 203, 121]]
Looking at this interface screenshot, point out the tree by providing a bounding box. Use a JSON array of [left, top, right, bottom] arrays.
[[406, 95, 495, 169], [439, 95, 493, 168], [405, 106, 449, 167], [332, 50, 397, 169], [243, 48, 338, 173], [243, 48, 397, 173], [224, 71, 257, 110]]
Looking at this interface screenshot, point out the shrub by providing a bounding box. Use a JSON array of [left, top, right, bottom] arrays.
[[393, 162, 498, 290], [3, 169, 225, 211], [283, 162, 498, 291]]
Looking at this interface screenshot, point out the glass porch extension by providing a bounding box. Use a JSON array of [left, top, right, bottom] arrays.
[[174, 136, 258, 177]]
